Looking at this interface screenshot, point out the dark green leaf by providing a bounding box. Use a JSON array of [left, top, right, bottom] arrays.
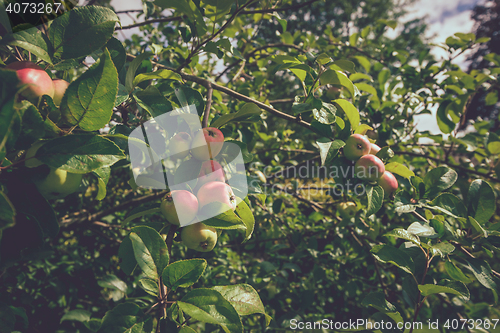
[[423, 166, 457, 198], [466, 179, 495, 225], [162, 259, 207, 291], [60, 309, 91, 323], [371, 244, 414, 274], [129, 226, 169, 280], [419, 280, 469, 300], [361, 292, 404, 324], [234, 199, 255, 241]]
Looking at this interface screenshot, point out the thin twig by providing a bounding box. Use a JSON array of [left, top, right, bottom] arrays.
[[116, 16, 184, 30], [202, 83, 213, 128]]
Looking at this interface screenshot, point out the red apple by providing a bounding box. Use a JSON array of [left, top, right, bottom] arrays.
[[195, 160, 225, 192], [6, 61, 54, 103], [168, 132, 192, 160], [354, 154, 385, 182], [343, 134, 371, 161], [378, 171, 398, 198], [160, 190, 198, 226], [197, 181, 237, 213], [52, 79, 70, 106], [190, 127, 224, 161], [369, 143, 381, 155]]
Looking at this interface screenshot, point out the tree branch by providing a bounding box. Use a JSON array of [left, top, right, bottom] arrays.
[[202, 83, 213, 128], [116, 16, 184, 30], [241, 0, 320, 14]]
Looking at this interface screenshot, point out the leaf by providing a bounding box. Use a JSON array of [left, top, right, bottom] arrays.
[[365, 184, 384, 217], [320, 70, 355, 97], [60, 309, 91, 323], [125, 52, 152, 92], [430, 242, 455, 257], [210, 103, 262, 128], [92, 167, 111, 201], [60, 49, 118, 131], [407, 222, 437, 238], [361, 292, 403, 324], [371, 244, 414, 274], [0, 70, 20, 151], [213, 284, 272, 325], [469, 216, 488, 238], [436, 100, 455, 134], [430, 193, 467, 218], [134, 86, 174, 118], [162, 259, 207, 291], [445, 260, 471, 284], [485, 91, 498, 106], [98, 303, 151, 333], [466, 179, 495, 225], [178, 288, 243, 333], [132, 69, 182, 89], [118, 236, 137, 275], [129, 226, 169, 280], [466, 258, 500, 303], [1, 26, 52, 64], [0, 191, 16, 233], [312, 102, 336, 125], [332, 99, 359, 130], [234, 199, 255, 241], [316, 139, 344, 166], [384, 162, 414, 178], [48, 6, 119, 60], [419, 280, 470, 300], [172, 86, 205, 117], [138, 278, 158, 297], [36, 134, 125, 173], [98, 275, 128, 301], [331, 60, 356, 73], [423, 166, 457, 198], [154, 0, 207, 37], [199, 202, 246, 230], [383, 228, 421, 246]]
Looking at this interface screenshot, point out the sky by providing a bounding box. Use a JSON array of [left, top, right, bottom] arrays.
[[106, 0, 485, 136]]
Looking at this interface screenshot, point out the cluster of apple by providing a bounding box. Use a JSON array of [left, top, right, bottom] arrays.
[[337, 134, 399, 219], [3, 61, 82, 200], [6, 61, 69, 106], [159, 127, 237, 252]]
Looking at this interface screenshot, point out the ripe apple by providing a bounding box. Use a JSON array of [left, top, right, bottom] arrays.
[[160, 190, 198, 226], [354, 154, 385, 182], [343, 134, 371, 161], [181, 222, 218, 252], [369, 143, 381, 155], [6, 61, 54, 103], [197, 181, 237, 212], [338, 201, 357, 219], [190, 127, 224, 161], [195, 160, 225, 192], [52, 79, 70, 106], [35, 168, 83, 200], [168, 132, 192, 160], [378, 171, 398, 198]]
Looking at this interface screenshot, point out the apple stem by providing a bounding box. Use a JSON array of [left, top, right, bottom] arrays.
[[202, 83, 213, 128]]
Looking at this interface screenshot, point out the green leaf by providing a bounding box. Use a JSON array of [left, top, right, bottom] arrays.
[[1, 26, 52, 64], [485, 91, 498, 106], [36, 134, 125, 173], [430, 193, 467, 218], [138, 278, 158, 297], [234, 199, 255, 241], [383, 228, 421, 246], [118, 236, 137, 275], [407, 222, 437, 238], [172, 86, 205, 116], [200, 202, 246, 230], [48, 6, 119, 60], [92, 167, 111, 201], [154, 0, 207, 37], [134, 86, 174, 118], [466, 258, 499, 303], [0, 70, 20, 151], [430, 242, 455, 257], [332, 99, 359, 130], [316, 139, 344, 166], [60, 309, 91, 323], [445, 260, 471, 284], [98, 303, 151, 333], [125, 52, 152, 92], [97, 274, 127, 301], [469, 216, 488, 238], [365, 184, 384, 217], [466, 179, 495, 225], [178, 288, 243, 333], [353, 55, 371, 73], [60, 49, 118, 131], [436, 100, 455, 134], [210, 103, 262, 128], [0, 191, 16, 233], [371, 244, 414, 274], [331, 60, 356, 73], [354, 124, 373, 135], [213, 284, 271, 325], [320, 70, 355, 97], [419, 280, 470, 300], [129, 226, 169, 280], [312, 102, 336, 124], [132, 69, 182, 89], [361, 292, 403, 324], [423, 166, 457, 198], [162, 259, 207, 291], [384, 162, 414, 178]]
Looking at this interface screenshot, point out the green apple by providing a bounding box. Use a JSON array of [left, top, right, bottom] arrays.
[[343, 134, 371, 161], [35, 168, 83, 200], [354, 154, 385, 182], [25, 141, 45, 168], [181, 222, 218, 252], [168, 132, 192, 160], [338, 201, 357, 219]]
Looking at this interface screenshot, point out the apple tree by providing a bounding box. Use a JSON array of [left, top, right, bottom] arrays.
[[0, 1, 500, 332]]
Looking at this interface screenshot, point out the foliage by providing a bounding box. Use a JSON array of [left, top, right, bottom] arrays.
[[0, 0, 500, 332]]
